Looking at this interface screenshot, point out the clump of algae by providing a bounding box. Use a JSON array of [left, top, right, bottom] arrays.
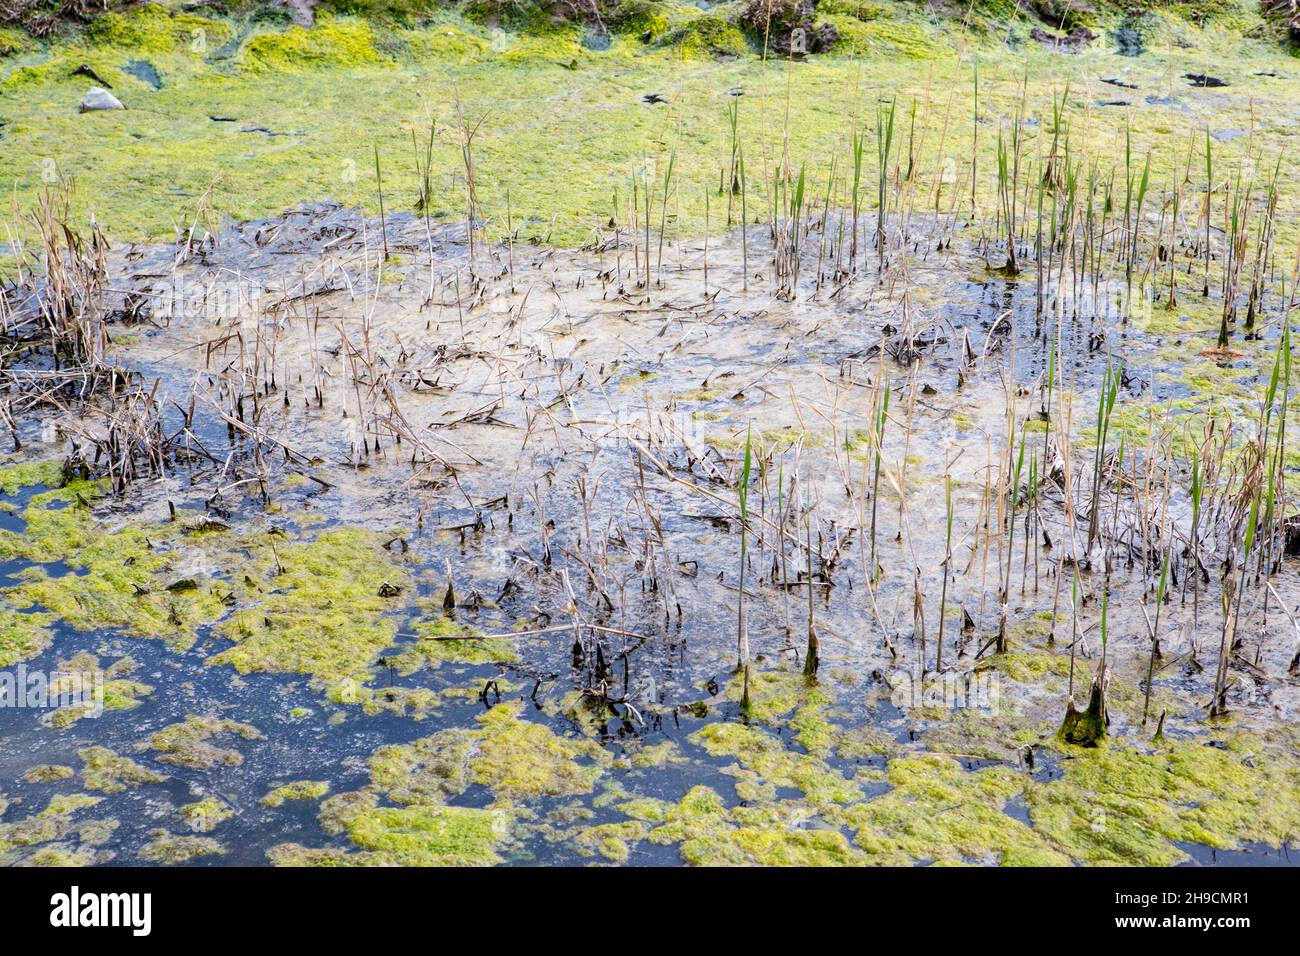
[[261, 780, 330, 807], [691, 721, 862, 805], [368, 728, 477, 805], [78, 745, 167, 793], [239, 14, 387, 72], [148, 715, 264, 769], [645, 785, 867, 866], [0, 458, 65, 494], [369, 699, 609, 806], [180, 798, 235, 832], [210, 527, 412, 684], [0, 607, 53, 668], [49, 652, 154, 728], [23, 764, 75, 783], [268, 701, 610, 864], [470, 700, 611, 800], [724, 667, 837, 756], [391, 612, 517, 673], [1026, 731, 1300, 865], [840, 753, 1068, 866], [0, 480, 231, 649], [272, 786, 509, 867], [559, 820, 649, 863], [140, 829, 224, 864], [341, 804, 505, 865], [0, 794, 117, 867]]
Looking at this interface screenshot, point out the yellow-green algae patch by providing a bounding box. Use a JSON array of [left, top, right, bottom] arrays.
[[690, 721, 862, 805], [238, 15, 387, 72], [271, 787, 511, 866], [179, 798, 235, 832], [840, 753, 1068, 866], [623, 738, 683, 769], [368, 700, 610, 806], [23, 764, 75, 783], [46, 652, 154, 728], [725, 667, 838, 756], [558, 820, 649, 863], [139, 829, 224, 864], [78, 745, 167, 793], [341, 804, 505, 865], [0, 606, 54, 667], [645, 785, 868, 866], [0, 458, 65, 494], [261, 780, 331, 807], [0, 483, 232, 646], [471, 700, 611, 801], [148, 715, 264, 768], [0, 793, 117, 867], [267, 700, 613, 864], [210, 527, 412, 683], [391, 612, 517, 673], [368, 728, 476, 804], [1025, 731, 1300, 865]]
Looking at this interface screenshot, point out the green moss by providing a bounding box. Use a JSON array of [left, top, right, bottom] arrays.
[[608, 0, 670, 38], [666, 13, 748, 58], [179, 798, 235, 832], [239, 16, 387, 72], [0, 25, 35, 57], [83, 5, 234, 54], [78, 746, 167, 793], [210, 527, 410, 683], [398, 23, 490, 60], [817, 0, 889, 18], [148, 715, 264, 768], [726, 668, 838, 756], [846, 18, 951, 58]]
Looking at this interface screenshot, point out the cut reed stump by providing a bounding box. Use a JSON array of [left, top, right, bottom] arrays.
[[1058, 667, 1109, 746]]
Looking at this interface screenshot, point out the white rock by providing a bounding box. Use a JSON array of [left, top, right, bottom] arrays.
[[79, 87, 124, 113]]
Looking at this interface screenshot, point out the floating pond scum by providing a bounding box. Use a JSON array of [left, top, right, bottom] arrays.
[[1, 0, 1300, 913]]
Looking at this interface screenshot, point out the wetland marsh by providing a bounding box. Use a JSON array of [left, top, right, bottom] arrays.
[[2, 0, 1300, 868]]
